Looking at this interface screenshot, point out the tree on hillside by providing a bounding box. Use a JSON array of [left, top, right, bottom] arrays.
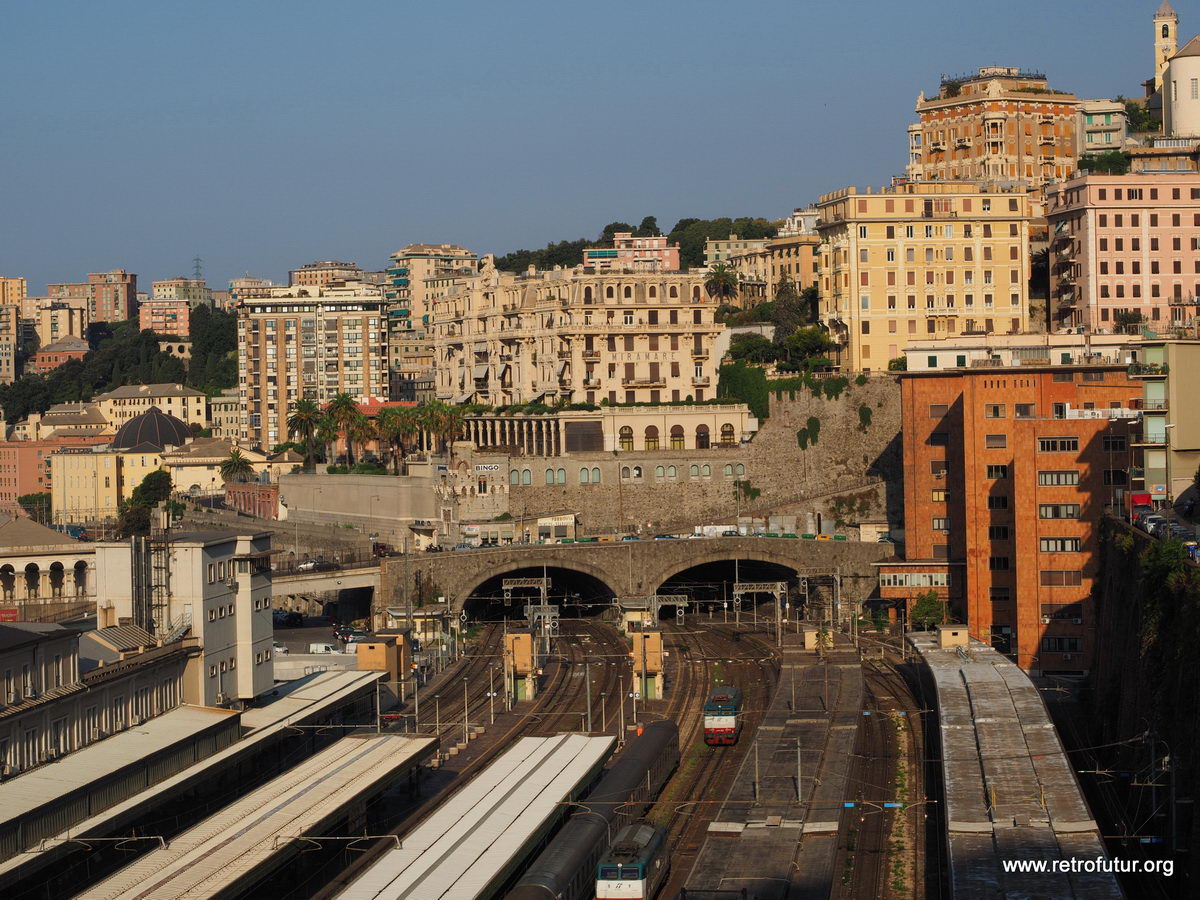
[[316, 415, 339, 465], [119, 469, 174, 537], [17, 492, 50, 524], [377, 406, 421, 474], [635, 216, 660, 237], [781, 327, 837, 368], [187, 306, 237, 393], [600, 222, 636, 242], [1077, 150, 1129, 175], [771, 277, 810, 347], [910, 590, 947, 630], [727, 333, 775, 363]]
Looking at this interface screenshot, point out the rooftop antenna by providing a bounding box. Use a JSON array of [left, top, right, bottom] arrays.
[[192, 256, 203, 281]]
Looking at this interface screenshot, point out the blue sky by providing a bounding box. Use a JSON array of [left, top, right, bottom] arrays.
[[0, 0, 1166, 292]]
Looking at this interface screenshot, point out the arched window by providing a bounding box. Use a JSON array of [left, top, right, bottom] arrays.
[[591, 467, 601, 483], [633, 466, 642, 478], [619, 426, 634, 451], [669, 285, 678, 298], [696, 424, 710, 449], [644, 425, 659, 450], [649, 286, 657, 298], [606, 286, 615, 298], [580, 467, 590, 484], [521, 469, 531, 485], [720, 423, 736, 445], [690, 465, 699, 477], [692, 285, 701, 300], [702, 465, 711, 476], [1164, 23, 1171, 38], [621, 466, 631, 479], [656, 465, 665, 478], [556, 468, 566, 484], [670, 425, 685, 450], [723, 464, 733, 476], [735, 464, 745, 476], [667, 465, 677, 478], [623, 286, 632, 299], [510, 469, 519, 485], [584, 286, 593, 302], [545, 468, 555, 484]]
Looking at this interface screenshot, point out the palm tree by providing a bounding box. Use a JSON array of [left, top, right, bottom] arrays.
[[219, 448, 255, 483], [347, 412, 377, 467], [286, 399, 321, 472], [420, 401, 465, 457], [377, 407, 421, 474], [325, 393, 360, 466], [315, 415, 339, 466], [705, 262, 739, 307]]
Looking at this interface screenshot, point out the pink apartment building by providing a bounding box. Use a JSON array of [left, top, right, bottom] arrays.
[[1047, 173, 1200, 331], [582, 233, 681, 271], [138, 298, 191, 337]]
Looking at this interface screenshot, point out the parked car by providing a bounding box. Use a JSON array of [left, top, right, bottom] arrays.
[[620, 534, 640, 542], [653, 534, 678, 540], [1130, 504, 1154, 525], [308, 642, 340, 654], [722, 530, 739, 537], [272, 642, 290, 655], [1141, 514, 1166, 535]]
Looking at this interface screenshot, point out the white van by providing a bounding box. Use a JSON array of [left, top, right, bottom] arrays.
[[308, 642, 339, 654]]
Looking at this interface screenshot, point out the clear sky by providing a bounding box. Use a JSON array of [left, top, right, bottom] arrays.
[[0, 0, 1167, 292]]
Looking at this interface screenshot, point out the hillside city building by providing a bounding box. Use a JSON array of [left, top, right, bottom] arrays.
[[430, 264, 720, 406], [48, 270, 138, 323], [288, 260, 365, 288], [881, 363, 1142, 674], [816, 181, 1034, 372], [582, 233, 681, 272], [237, 281, 390, 449], [1047, 172, 1200, 331]]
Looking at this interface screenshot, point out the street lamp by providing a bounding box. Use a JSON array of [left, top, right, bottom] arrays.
[[1164, 423, 1177, 512], [434, 694, 440, 736], [462, 676, 470, 744]]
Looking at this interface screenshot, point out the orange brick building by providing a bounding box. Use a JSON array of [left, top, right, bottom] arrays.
[[881, 364, 1142, 674], [0, 435, 110, 517]]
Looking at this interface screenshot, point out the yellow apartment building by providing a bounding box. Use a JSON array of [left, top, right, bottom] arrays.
[[816, 182, 1033, 372], [0, 277, 27, 306]]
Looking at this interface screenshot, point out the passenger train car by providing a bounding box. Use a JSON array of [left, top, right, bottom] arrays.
[[506, 720, 679, 900], [702, 686, 742, 745], [594, 822, 668, 900]]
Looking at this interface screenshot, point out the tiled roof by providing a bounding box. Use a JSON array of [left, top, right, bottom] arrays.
[[95, 383, 205, 400], [0, 516, 80, 548]]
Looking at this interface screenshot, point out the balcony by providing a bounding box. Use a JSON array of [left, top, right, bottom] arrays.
[[582, 349, 600, 361], [622, 377, 666, 388], [1128, 363, 1169, 378], [920, 209, 959, 219], [583, 377, 600, 387], [954, 137, 972, 149], [691, 349, 709, 359], [929, 141, 946, 152], [1142, 398, 1168, 411], [557, 349, 572, 359], [1038, 135, 1056, 146], [692, 376, 711, 386], [1135, 432, 1166, 447]]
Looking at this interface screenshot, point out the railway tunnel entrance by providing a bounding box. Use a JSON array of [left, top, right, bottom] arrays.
[[461, 565, 619, 622], [655, 558, 804, 623]]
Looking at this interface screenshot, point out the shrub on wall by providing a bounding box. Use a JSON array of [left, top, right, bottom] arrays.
[[717, 362, 769, 420], [858, 404, 873, 430]]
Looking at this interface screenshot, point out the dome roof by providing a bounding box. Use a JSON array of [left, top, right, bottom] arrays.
[[111, 406, 192, 451], [1171, 34, 1200, 60]]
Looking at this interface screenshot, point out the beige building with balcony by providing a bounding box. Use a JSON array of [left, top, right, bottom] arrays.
[[1046, 172, 1200, 331], [151, 277, 210, 307], [728, 233, 821, 304], [27, 300, 89, 349], [237, 281, 389, 449], [288, 260, 365, 288], [817, 182, 1034, 372], [0, 304, 18, 385], [1074, 99, 1129, 157], [1130, 338, 1200, 503], [906, 67, 1079, 206], [430, 263, 721, 405], [0, 277, 26, 306]]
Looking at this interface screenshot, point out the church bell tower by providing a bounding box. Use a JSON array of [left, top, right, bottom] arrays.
[[1156, 0, 1180, 92]]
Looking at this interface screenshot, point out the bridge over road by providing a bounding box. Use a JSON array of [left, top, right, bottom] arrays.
[[377, 537, 894, 616], [270, 562, 380, 599]]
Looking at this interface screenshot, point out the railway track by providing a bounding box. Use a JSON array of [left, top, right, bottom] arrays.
[[650, 613, 780, 897], [832, 657, 925, 900]]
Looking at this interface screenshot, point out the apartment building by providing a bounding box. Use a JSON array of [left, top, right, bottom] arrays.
[[288, 260, 364, 288], [0, 304, 19, 385], [27, 300, 89, 348], [0, 435, 110, 517], [816, 182, 1033, 372], [151, 277, 210, 307], [209, 389, 241, 440], [138, 297, 191, 337], [902, 332, 1142, 372], [385, 243, 478, 400], [1074, 99, 1129, 157], [237, 281, 389, 449], [880, 364, 1142, 675], [906, 67, 1079, 200], [94, 530, 274, 707], [0, 277, 26, 306], [1130, 338, 1200, 503], [48, 270, 138, 323], [93, 383, 207, 428], [729, 232, 821, 303], [582, 233, 681, 272], [704, 235, 768, 267], [430, 265, 720, 406], [1046, 172, 1200, 330]]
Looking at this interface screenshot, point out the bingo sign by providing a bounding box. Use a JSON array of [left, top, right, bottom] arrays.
[[0, 608, 18, 623], [474, 464, 501, 472]]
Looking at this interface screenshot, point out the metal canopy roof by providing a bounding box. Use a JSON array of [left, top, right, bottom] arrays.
[[337, 733, 615, 899]]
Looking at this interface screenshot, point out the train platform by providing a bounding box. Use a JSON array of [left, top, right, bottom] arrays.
[[909, 631, 1124, 900], [0, 669, 383, 891], [79, 733, 434, 900], [685, 635, 863, 899], [335, 732, 616, 899]]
